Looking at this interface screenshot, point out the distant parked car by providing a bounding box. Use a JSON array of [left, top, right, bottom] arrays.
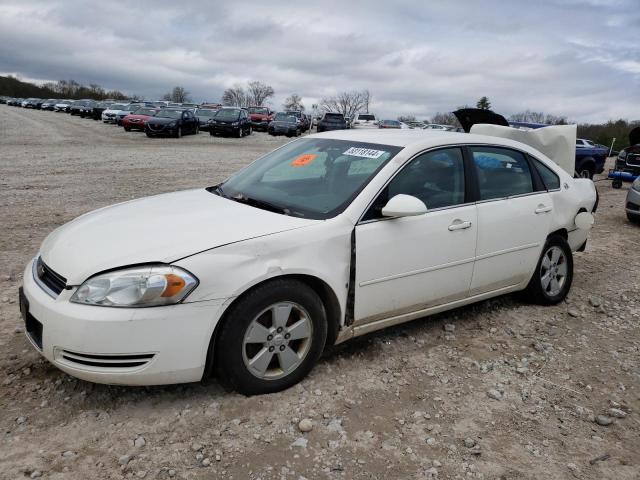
[[40, 99, 58, 111], [248, 106, 273, 131], [79, 100, 98, 118], [267, 112, 301, 137], [54, 100, 72, 112], [194, 108, 218, 131], [317, 112, 347, 132], [70, 100, 92, 116], [285, 111, 310, 132], [379, 119, 402, 129], [626, 176, 640, 223], [22, 98, 40, 108], [101, 103, 127, 123], [123, 107, 158, 131], [89, 102, 111, 120], [209, 107, 252, 137], [145, 108, 199, 138], [615, 127, 640, 178], [116, 104, 145, 125], [344, 115, 352, 129], [423, 123, 454, 130], [353, 113, 378, 128], [576, 138, 596, 148]]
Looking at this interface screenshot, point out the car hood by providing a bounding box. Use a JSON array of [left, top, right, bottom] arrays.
[[40, 189, 317, 284], [125, 114, 151, 121], [147, 117, 178, 125]]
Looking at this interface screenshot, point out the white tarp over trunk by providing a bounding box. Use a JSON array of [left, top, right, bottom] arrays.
[[470, 124, 576, 175]]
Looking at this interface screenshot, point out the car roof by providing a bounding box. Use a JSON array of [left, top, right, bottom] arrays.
[[311, 129, 551, 153]]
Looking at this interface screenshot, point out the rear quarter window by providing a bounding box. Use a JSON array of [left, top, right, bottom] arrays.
[[531, 157, 560, 190]]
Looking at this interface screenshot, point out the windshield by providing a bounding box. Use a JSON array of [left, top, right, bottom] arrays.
[[215, 109, 241, 120], [325, 113, 344, 120], [249, 107, 268, 114], [133, 108, 156, 116], [196, 109, 216, 117], [358, 114, 375, 121], [156, 109, 183, 119], [216, 139, 402, 219], [274, 112, 295, 122]]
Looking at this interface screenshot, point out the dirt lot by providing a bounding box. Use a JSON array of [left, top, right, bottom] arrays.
[[0, 105, 638, 480]]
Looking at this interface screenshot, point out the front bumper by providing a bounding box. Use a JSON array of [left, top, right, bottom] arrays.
[[626, 187, 640, 218], [211, 124, 239, 135], [124, 120, 145, 130], [102, 113, 117, 123], [146, 124, 176, 136], [250, 120, 270, 130], [21, 258, 227, 385]]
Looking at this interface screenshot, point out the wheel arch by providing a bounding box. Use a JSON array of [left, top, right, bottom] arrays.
[[202, 273, 342, 379]]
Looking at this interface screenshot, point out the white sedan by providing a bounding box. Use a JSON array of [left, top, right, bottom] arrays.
[[20, 130, 597, 395]]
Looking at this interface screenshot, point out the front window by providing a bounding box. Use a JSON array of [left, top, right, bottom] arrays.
[[215, 109, 241, 121], [196, 109, 216, 117], [134, 108, 157, 116], [215, 139, 402, 219], [471, 147, 533, 200]]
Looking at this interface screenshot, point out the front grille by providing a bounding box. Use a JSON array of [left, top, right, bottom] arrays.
[[59, 350, 155, 369], [36, 257, 66, 296], [627, 155, 640, 167]]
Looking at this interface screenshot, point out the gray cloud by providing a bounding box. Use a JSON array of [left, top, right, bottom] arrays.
[[0, 0, 638, 122]]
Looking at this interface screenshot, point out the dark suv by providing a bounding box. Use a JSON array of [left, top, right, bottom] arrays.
[[145, 109, 199, 138], [317, 112, 347, 132], [616, 127, 640, 177], [285, 111, 309, 132], [209, 108, 252, 137]]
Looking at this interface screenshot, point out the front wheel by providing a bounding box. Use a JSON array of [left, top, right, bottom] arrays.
[[238, 127, 244, 138], [176, 126, 182, 138], [522, 235, 573, 305], [214, 279, 327, 395]]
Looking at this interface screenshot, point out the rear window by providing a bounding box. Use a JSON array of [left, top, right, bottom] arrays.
[[358, 114, 375, 121], [325, 113, 344, 120], [532, 157, 560, 190], [471, 147, 534, 200]]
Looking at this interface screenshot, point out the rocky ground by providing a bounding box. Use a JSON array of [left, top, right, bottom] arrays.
[[0, 105, 638, 480]]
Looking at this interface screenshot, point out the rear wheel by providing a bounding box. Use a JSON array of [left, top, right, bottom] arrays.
[[215, 279, 327, 395], [522, 235, 573, 305], [577, 162, 595, 179]]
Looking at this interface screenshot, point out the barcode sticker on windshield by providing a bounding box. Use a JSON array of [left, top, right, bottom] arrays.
[[343, 147, 386, 159]]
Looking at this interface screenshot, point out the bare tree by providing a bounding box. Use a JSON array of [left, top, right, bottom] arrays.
[[246, 81, 275, 106], [221, 85, 247, 107], [509, 110, 567, 125], [320, 90, 369, 119], [398, 115, 416, 123], [362, 89, 372, 113], [429, 112, 461, 127], [283, 93, 305, 111], [162, 86, 191, 103]]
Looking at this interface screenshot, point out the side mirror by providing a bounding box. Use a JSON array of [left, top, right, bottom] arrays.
[[381, 194, 427, 217]]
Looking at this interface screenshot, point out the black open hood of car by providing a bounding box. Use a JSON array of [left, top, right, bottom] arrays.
[[629, 126, 640, 146], [453, 108, 510, 133]]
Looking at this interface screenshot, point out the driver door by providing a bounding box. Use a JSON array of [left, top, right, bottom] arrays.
[[354, 147, 477, 324]]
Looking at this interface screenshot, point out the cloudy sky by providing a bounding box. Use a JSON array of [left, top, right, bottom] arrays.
[[1, 0, 638, 122]]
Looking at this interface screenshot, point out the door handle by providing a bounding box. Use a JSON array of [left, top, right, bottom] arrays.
[[535, 205, 553, 214], [448, 220, 472, 231]]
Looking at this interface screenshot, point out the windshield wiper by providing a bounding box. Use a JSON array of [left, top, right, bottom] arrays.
[[230, 194, 290, 215], [208, 184, 228, 198]]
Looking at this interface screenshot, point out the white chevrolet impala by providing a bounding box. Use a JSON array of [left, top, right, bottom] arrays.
[[20, 129, 597, 394]]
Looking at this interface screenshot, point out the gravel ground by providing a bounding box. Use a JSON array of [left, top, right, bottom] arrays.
[[1, 105, 639, 480]]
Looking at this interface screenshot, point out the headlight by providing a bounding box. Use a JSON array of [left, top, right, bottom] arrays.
[[168, 121, 177, 127], [231, 122, 239, 126], [632, 177, 640, 192], [70, 265, 198, 307]]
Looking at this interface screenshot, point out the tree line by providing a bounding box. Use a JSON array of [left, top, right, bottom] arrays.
[[0, 76, 130, 100]]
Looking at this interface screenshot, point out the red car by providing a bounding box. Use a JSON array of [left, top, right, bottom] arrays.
[[122, 108, 159, 132], [248, 106, 273, 131]]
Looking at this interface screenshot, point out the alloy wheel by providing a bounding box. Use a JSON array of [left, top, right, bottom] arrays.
[[540, 246, 568, 296], [242, 302, 313, 380]]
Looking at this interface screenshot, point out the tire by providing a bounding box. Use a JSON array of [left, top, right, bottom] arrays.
[[248, 126, 252, 136], [296, 129, 301, 136], [522, 235, 573, 305], [176, 126, 182, 138], [209, 130, 215, 136], [214, 278, 327, 395], [195, 125, 199, 134], [145, 131, 153, 138], [576, 161, 595, 179], [124, 126, 131, 132], [628, 212, 640, 224], [238, 127, 244, 138]]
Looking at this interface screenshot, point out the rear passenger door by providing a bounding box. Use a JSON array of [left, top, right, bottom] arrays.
[[469, 146, 552, 295]]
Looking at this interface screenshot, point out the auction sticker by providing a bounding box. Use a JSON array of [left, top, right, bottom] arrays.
[[343, 147, 386, 159], [291, 154, 317, 167]]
